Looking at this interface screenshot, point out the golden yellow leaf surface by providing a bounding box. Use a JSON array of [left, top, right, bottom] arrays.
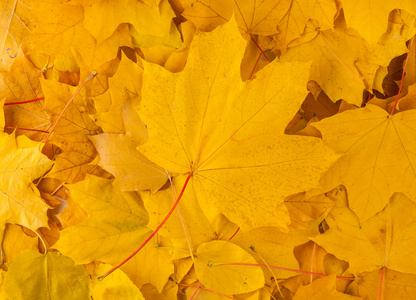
[[3, 0, 416, 298], [4, 250, 91, 300], [194, 240, 265, 294], [138, 18, 337, 230], [314, 104, 416, 223]]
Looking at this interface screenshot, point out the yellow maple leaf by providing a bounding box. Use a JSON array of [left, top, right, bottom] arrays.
[[138, 18, 337, 230], [280, 27, 379, 106], [313, 193, 416, 275], [313, 104, 416, 223]]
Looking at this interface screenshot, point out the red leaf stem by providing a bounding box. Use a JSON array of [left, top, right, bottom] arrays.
[[98, 172, 193, 280], [4, 97, 45, 105], [214, 262, 355, 281]]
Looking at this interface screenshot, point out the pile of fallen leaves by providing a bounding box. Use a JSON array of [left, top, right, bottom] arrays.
[[1, 0, 416, 299]]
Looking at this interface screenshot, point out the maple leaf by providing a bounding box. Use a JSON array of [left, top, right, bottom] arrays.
[[280, 27, 379, 105], [137, 18, 337, 231], [313, 193, 416, 275], [180, 0, 292, 36], [41, 78, 103, 183], [3, 0, 416, 298], [313, 104, 416, 223], [0, 131, 52, 232], [53, 175, 150, 264]]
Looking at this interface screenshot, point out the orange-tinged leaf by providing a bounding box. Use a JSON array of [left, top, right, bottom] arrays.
[[1, 53, 48, 140], [54, 175, 150, 264], [41, 78, 101, 183], [4, 250, 91, 300], [194, 240, 265, 294], [313, 193, 416, 275], [313, 104, 416, 223], [139, 18, 337, 230], [0, 133, 52, 231], [92, 264, 144, 300]]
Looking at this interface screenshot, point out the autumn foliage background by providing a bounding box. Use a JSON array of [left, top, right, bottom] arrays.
[[1, 0, 416, 299]]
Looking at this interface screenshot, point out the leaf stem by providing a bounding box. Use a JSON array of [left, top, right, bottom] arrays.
[[227, 227, 240, 241], [43, 71, 97, 143], [212, 262, 356, 281], [379, 267, 386, 300], [5, 126, 49, 133], [4, 97, 45, 105], [35, 230, 48, 255], [250, 35, 271, 63], [390, 37, 414, 115], [168, 174, 195, 262], [310, 242, 317, 283], [189, 282, 201, 300], [98, 172, 193, 281], [249, 53, 262, 80]]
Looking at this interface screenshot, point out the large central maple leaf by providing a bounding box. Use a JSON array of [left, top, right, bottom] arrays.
[[135, 19, 337, 231]]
